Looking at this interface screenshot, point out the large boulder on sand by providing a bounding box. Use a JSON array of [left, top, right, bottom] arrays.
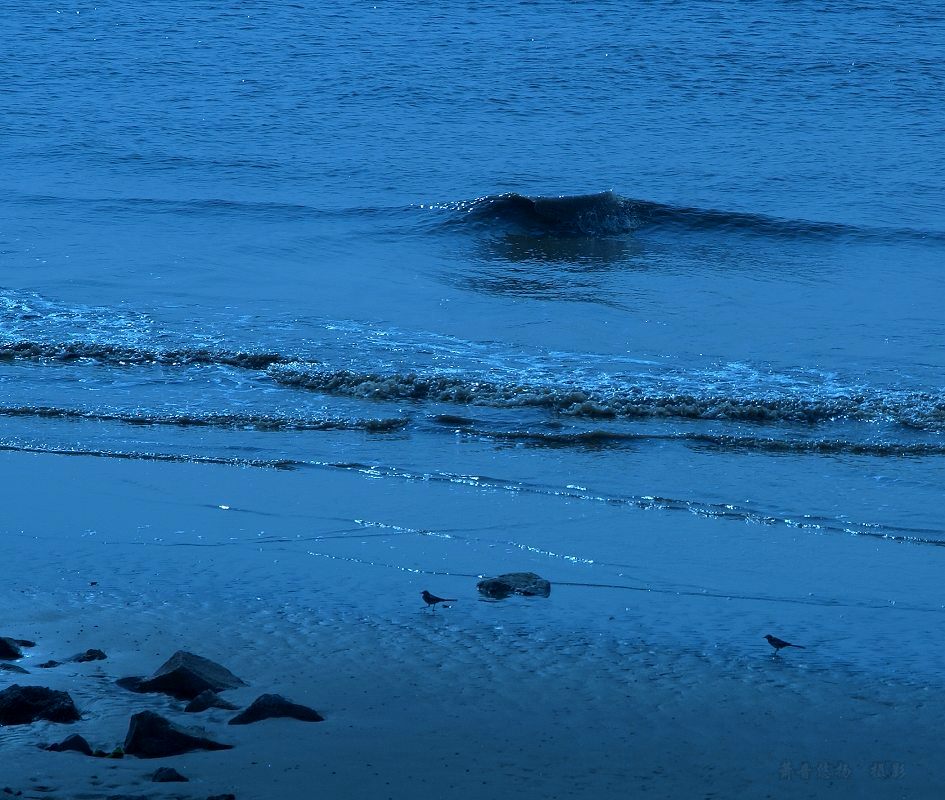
[[117, 651, 246, 700], [477, 571, 551, 599], [0, 685, 81, 725], [123, 711, 233, 758], [229, 694, 324, 725]]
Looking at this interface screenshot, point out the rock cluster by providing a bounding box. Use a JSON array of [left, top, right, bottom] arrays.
[[5, 644, 327, 794]]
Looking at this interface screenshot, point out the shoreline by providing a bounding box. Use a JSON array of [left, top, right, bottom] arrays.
[[1, 450, 943, 798]]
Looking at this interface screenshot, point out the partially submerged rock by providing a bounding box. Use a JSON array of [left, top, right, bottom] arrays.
[[45, 733, 93, 756], [0, 664, 28, 674], [124, 711, 233, 758], [118, 651, 246, 700], [74, 648, 107, 663], [0, 685, 81, 725], [39, 649, 108, 669], [185, 690, 240, 713], [229, 694, 324, 725], [0, 640, 22, 661], [477, 571, 552, 599], [151, 766, 188, 783], [0, 638, 34, 661], [92, 747, 124, 759]]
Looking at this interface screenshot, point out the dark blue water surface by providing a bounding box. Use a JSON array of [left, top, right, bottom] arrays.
[[2, 2, 944, 545]]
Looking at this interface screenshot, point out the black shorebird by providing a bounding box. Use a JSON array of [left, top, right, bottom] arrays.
[[765, 634, 805, 654], [421, 590, 456, 612]]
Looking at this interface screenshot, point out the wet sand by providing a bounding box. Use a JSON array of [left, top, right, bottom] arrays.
[[1, 450, 943, 799]]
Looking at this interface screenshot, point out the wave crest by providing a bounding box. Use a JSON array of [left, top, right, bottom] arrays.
[[444, 191, 911, 240], [0, 340, 288, 370], [268, 363, 945, 431], [452, 191, 641, 236]]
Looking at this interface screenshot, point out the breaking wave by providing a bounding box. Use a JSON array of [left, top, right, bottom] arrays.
[[269, 363, 945, 431], [448, 191, 641, 236], [0, 339, 290, 370], [4, 327, 944, 435], [0, 405, 407, 433], [442, 191, 940, 241], [453, 428, 945, 457]]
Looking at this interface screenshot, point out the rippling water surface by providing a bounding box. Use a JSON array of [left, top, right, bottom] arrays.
[[2, 3, 944, 631]]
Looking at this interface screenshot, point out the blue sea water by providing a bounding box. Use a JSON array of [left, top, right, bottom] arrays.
[[1, 3, 944, 651]]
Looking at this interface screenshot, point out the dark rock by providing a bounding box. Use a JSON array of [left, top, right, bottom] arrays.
[[0, 663, 28, 674], [73, 648, 107, 663], [185, 690, 240, 713], [123, 711, 233, 758], [45, 733, 93, 756], [0, 685, 81, 725], [151, 767, 188, 783], [39, 649, 108, 669], [116, 676, 145, 692], [477, 571, 552, 599], [0, 638, 23, 660], [2, 789, 23, 796], [207, 795, 236, 800], [118, 651, 246, 700], [229, 694, 323, 725], [1, 638, 35, 655], [90, 746, 124, 759]]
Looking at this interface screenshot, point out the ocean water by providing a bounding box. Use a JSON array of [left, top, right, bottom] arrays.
[[2, 3, 945, 675]]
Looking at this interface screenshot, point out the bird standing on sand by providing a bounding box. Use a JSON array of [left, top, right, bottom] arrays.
[[421, 590, 456, 612], [765, 634, 805, 654]]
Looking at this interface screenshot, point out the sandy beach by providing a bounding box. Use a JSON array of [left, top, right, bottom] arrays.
[[1, 448, 942, 799], [4, 1, 945, 797]]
